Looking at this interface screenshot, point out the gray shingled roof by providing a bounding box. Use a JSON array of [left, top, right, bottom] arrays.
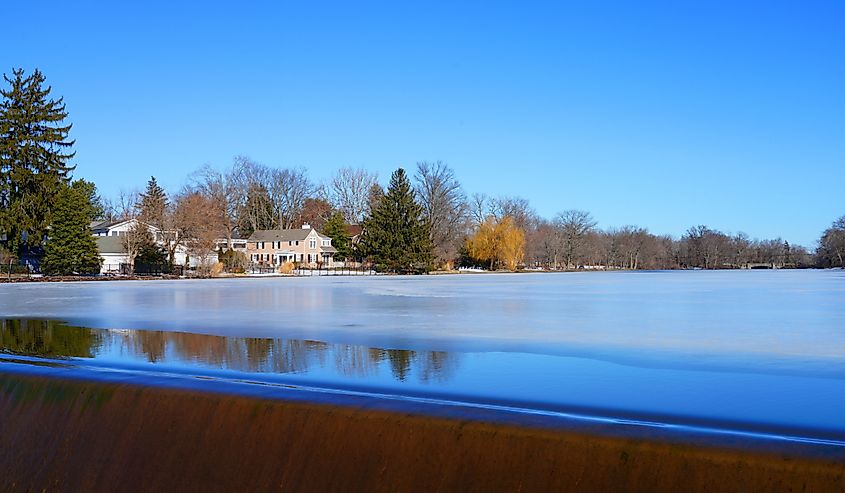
[[96, 236, 126, 254], [248, 229, 316, 242]]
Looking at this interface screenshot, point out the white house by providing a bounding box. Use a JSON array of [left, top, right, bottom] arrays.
[[90, 219, 217, 274], [94, 235, 131, 274]]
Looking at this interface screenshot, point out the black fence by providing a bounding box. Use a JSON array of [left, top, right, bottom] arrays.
[[131, 262, 184, 276], [294, 265, 375, 276], [246, 263, 375, 276]]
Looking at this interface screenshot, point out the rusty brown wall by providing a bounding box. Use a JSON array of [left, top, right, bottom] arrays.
[[0, 374, 843, 492]]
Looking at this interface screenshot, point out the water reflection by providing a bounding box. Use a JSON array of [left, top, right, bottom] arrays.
[[0, 319, 459, 383], [0, 319, 103, 358]]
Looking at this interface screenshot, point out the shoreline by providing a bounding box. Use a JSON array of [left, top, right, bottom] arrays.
[[0, 266, 837, 283], [1, 369, 844, 492]]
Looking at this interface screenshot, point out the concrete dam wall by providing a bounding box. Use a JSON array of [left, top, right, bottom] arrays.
[[1, 373, 843, 492]]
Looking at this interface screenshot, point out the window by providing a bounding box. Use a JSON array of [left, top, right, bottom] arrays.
[[309, 239, 316, 249], [321, 239, 330, 246], [288, 241, 292, 246]]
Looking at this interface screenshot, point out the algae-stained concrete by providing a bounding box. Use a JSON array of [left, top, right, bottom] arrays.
[[0, 373, 843, 492]]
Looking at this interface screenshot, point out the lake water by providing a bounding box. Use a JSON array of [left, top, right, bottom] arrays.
[[1, 270, 844, 444]]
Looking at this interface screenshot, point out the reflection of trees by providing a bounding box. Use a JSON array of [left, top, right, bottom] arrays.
[[0, 319, 101, 358], [135, 331, 167, 362], [244, 338, 273, 371], [386, 349, 414, 381], [0, 319, 461, 383], [333, 345, 380, 377], [417, 351, 459, 383], [365, 348, 460, 383]]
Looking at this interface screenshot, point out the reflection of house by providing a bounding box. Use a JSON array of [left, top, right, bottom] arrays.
[[248, 225, 336, 267], [91, 219, 217, 274]]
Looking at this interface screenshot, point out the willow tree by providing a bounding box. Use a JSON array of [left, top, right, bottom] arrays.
[[0, 69, 75, 254], [467, 216, 525, 271]]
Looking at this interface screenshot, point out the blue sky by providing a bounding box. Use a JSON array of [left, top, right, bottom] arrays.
[[4, 1, 843, 245]]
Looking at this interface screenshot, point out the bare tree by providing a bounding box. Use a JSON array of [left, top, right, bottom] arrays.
[[175, 191, 227, 273], [469, 193, 490, 226], [268, 166, 315, 229], [121, 220, 154, 270], [186, 163, 241, 247], [491, 196, 536, 232], [114, 189, 140, 221], [414, 161, 468, 264], [818, 215, 845, 268], [614, 226, 650, 270], [300, 197, 334, 231], [553, 210, 597, 269], [329, 167, 378, 224], [238, 183, 275, 236], [228, 156, 274, 235]]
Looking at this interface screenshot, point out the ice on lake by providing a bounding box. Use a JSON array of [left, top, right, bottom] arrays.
[[2, 270, 843, 363]]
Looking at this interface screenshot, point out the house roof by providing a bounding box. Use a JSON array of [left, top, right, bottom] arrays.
[[90, 219, 126, 231], [90, 218, 160, 233], [96, 236, 126, 254], [249, 229, 317, 242], [320, 246, 338, 253], [345, 224, 363, 237]]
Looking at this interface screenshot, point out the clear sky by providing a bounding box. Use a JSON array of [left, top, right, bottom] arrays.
[[3, 1, 843, 246]]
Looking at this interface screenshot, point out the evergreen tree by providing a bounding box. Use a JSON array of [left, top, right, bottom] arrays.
[[123, 220, 165, 268], [0, 68, 75, 254], [361, 168, 432, 273], [41, 185, 102, 275], [322, 211, 352, 260], [71, 178, 106, 222], [138, 176, 168, 229]]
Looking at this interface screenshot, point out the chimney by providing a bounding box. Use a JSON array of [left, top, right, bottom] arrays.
[[302, 223, 311, 229]]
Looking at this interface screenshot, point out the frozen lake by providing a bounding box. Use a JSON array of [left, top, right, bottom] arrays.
[[2, 270, 845, 443]]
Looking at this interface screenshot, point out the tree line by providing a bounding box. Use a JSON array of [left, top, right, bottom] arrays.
[[2, 68, 843, 274]]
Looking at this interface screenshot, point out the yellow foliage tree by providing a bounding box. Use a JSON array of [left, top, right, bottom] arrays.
[[467, 217, 498, 269], [466, 216, 525, 271], [497, 217, 525, 270]]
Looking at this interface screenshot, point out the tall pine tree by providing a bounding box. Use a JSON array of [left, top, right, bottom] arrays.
[[71, 178, 106, 222], [0, 69, 75, 254], [41, 185, 102, 275], [138, 176, 168, 229], [361, 168, 432, 273]]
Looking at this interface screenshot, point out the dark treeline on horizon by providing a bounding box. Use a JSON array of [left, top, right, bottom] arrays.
[[2, 68, 844, 273]]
